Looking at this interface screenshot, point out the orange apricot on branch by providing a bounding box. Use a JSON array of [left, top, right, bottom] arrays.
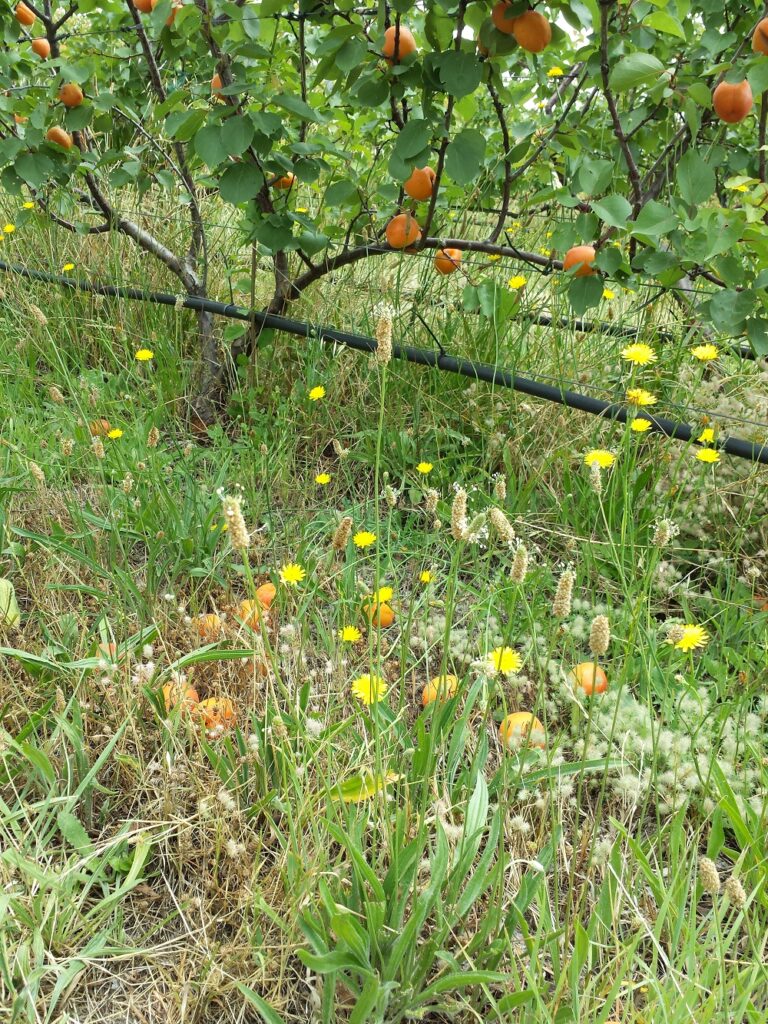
[[422, 674, 458, 706], [499, 711, 546, 750], [403, 165, 435, 201], [382, 24, 417, 63], [434, 248, 462, 275], [752, 18, 768, 55], [563, 244, 597, 276], [31, 38, 50, 59], [512, 10, 552, 53], [133, 0, 156, 12], [273, 172, 296, 190], [385, 212, 421, 249], [211, 73, 224, 99], [712, 79, 753, 123], [58, 83, 84, 108], [46, 126, 73, 149], [570, 662, 608, 695], [491, 2, 517, 35], [15, 3, 36, 27]]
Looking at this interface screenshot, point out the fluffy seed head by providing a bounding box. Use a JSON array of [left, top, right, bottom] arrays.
[[589, 614, 611, 656], [698, 856, 721, 895], [489, 507, 516, 546], [450, 487, 468, 541], [724, 875, 747, 909], [375, 305, 393, 365], [332, 515, 353, 552], [221, 493, 250, 550], [510, 543, 529, 583], [552, 568, 574, 618]]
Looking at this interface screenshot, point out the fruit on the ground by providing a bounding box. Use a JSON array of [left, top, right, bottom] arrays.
[[31, 38, 51, 59], [89, 418, 111, 436], [512, 10, 552, 53], [15, 3, 36, 26], [162, 681, 200, 713], [382, 24, 417, 63], [273, 172, 296, 189], [195, 613, 223, 640], [499, 711, 546, 749], [385, 212, 421, 249], [755, 594, 768, 611], [491, 2, 517, 34], [570, 662, 608, 695], [752, 18, 768, 54], [198, 696, 237, 731], [256, 582, 277, 609], [403, 165, 435, 201], [712, 80, 753, 123], [46, 126, 73, 149], [98, 641, 118, 661], [563, 244, 597, 276], [363, 602, 395, 628], [237, 599, 261, 628], [422, 673, 458, 706], [58, 83, 84, 108], [434, 248, 462, 275]]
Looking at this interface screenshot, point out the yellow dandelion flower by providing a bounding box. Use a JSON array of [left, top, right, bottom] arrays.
[[62, 263, 75, 272], [315, 472, 331, 485], [487, 253, 502, 262], [374, 586, 393, 603], [3, 224, 15, 234], [508, 275, 527, 289], [691, 344, 718, 362], [107, 428, 123, 439], [698, 427, 715, 444], [626, 387, 657, 407], [296, 207, 309, 213], [22, 201, 35, 210], [547, 66, 564, 77], [631, 418, 652, 433], [419, 570, 432, 584], [135, 348, 154, 361], [279, 562, 306, 585], [584, 449, 616, 468], [308, 385, 326, 401], [353, 531, 376, 548], [339, 625, 362, 643], [602, 288, 615, 300], [416, 461, 433, 475], [488, 646, 522, 675], [696, 448, 720, 464], [674, 624, 710, 652], [351, 673, 388, 705], [621, 343, 657, 366]]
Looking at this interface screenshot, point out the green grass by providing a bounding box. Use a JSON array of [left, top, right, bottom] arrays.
[[0, 209, 767, 1023]]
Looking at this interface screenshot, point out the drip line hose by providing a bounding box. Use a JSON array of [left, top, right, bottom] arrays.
[[1, 258, 766, 465]]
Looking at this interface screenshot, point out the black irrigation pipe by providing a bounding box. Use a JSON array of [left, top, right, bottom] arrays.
[[1, 258, 766, 465]]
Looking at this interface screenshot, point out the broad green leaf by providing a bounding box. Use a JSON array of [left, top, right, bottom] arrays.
[[393, 118, 432, 160], [437, 50, 483, 98], [676, 150, 715, 205], [221, 115, 254, 157], [57, 809, 92, 852], [219, 163, 264, 204], [0, 578, 20, 627], [194, 125, 223, 168], [644, 11, 686, 39], [609, 53, 666, 92], [631, 200, 677, 237], [272, 92, 322, 122], [746, 318, 768, 357], [330, 771, 402, 803], [445, 128, 486, 185], [590, 194, 631, 230], [568, 275, 604, 315], [234, 982, 288, 1024]]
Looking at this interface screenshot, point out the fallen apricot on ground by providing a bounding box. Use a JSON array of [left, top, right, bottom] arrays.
[[499, 711, 546, 749], [195, 613, 223, 640], [385, 212, 421, 249], [198, 697, 237, 731], [570, 662, 608, 695], [363, 602, 395, 628], [422, 673, 458, 706], [89, 418, 111, 436], [162, 681, 200, 713], [237, 598, 261, 628], [256, 582, 277, 609]]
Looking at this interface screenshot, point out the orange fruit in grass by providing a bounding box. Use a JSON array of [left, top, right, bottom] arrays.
[[753, 18, 768, 54], [89, 418, 112, 436], [434, 248, 462, 275], [15, 3, 36, 26], [491, 2, 517, 35], [256, 582, 277, 609], [162, 681, 200, 713], [58, 83, 84, 108], [382, 24, 417, 63], [563, 244, 596, 277], [46, 126, 73, 149], [499, 712, 546, 750], [512, 10, 552, 53], [385, 212, 421, 249], [403, 166, 435, 201], [422, 674, 458, 706], [195, 613, 223, 641], [31, 38, 51, 59], [570, 662, 608, 695], [712, 80, 753, 123], [237, 599, 262, 628], [363, 602, 395, 628], [198, 697, 237, 732]]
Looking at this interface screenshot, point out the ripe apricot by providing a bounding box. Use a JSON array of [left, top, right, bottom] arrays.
[[134, 0, 156, 11], [403, 165, 435, 201], [363, 602, 395, 628], [491, 2, 517, 35], [512, 10, 552, 53], [162, 681, 200, 713], [273, 172, 296, 190], [256, 582, 276, 609], [58, 83, 84, 108], [31, 38, 50, 59], [753, 18, 768, 55], [563, 244, 597, 277], [14, 113, 27, 125], [198, 696, 237, 732], [499, 711, 546, 750], [195, 613, 223, 641], [237, 598, 261, 628], [712, 80, 753, 123], [434, 248, 462, 275], [211, 73, 224, 98], [570, 662, 608, 695], [89, 418, 111, 436], [46, 126, 73, 149], [166, 3, 182, 26], [385, 212, 421, 249], [382, 24, 417, 63], [15, 3, 36, 27], [422, 673, 458, 706]]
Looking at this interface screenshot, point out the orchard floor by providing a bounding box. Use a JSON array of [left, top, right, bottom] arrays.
[[1, 215, 767, 1023]]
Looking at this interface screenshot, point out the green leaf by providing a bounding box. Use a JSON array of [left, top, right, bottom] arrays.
[[194, 125, 223, 168], [324, 179, 359, 206], [219, 163, 264, 204], [707, 289, 754, 334], [0, 578, 20, 627], [568, 275, 603, 315], [272, 92, 322, 123], [437, 50, 483, 98], [329, 771, 402, 804], [57, 809, 92, 852], [445, 128, 486, 185], [221, 116, 254, 157], [643, 11, 686, 39], [609, 53, 666, 92], [676, 150, 715, 205], [590, 194, 631, 230], [746, 318, 768, 357], [14, 153, 53, 189], [631, 200, 678, 237], [393, 118, 432, 160], [233, 981, 288, 1024]]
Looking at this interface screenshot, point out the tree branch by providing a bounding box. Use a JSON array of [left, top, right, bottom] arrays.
[[599, 0, 643, 212]]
